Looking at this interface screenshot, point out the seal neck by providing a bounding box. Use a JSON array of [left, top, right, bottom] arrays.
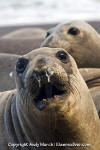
[[10, 95, 29, 145], [15, 73, 100, 149], [66, 72, 100, 147], [79, 33, 100, 68]]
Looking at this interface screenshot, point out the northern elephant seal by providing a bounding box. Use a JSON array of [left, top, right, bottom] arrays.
[[0, 53, 19, 92], [0, 47, 100, 150], [2, 28, 45, 40], [41, 20, 100, 68], [0, 53, 100, 116], [79, 68, 100, 116], [79, 68, 100, 88], [0, 28, 46, 55]]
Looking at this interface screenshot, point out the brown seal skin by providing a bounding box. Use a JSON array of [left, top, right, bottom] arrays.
[[0, 47, 100, 150], [41, 20, 100, 68], [79, 68, 100, 88], [79, 68, 100, 116], [90, 86, 100, 116]]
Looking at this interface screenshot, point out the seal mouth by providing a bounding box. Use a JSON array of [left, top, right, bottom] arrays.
[[34, 82, 66, 110]]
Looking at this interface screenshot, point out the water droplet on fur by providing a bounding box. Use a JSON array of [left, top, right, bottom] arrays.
[[9, 72, 13, 78], [45, 68, 54, 82], [84, 68, 88, 72]]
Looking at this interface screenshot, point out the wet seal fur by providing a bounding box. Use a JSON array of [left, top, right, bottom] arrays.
[[79, 68, 100, 115], [41, 20, 100, 68], [0, 47, 100, 150]]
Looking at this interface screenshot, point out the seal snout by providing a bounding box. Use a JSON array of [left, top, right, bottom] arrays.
[[31, 67, 67, 110], [16, 49, 69, 111], [34, 82, 66, 110], [31, 67, 54, 86]]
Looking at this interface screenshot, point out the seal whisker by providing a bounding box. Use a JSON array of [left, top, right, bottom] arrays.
[[69, 77, 81, 101]]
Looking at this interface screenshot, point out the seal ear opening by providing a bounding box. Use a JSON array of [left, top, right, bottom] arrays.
[[68, 27, 80, 35]]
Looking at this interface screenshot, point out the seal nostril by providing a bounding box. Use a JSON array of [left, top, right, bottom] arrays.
[[32, 71, 41, 87], [32, 71, 39, 78]]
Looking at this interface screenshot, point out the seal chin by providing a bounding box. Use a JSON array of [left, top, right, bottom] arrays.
[[33, 82, 67, 110]]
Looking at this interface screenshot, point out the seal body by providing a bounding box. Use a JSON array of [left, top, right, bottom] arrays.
[[79, 68, 100, 88], [79, 68, 100, 115], [0, 53, 19, 92], [41, 20, 100, 116], [0, 47, 100, 150], [0, 28, 46, 55], [41, 20, 100, 68]]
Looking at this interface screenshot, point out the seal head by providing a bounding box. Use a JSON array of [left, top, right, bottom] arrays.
[[41, 20, 100, 68], [15, 47, 75, 111]]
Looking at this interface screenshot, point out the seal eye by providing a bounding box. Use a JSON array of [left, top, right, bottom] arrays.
[[56, 51, 68, 62], [16, 58, 28, 73], [45, 32, 51, 38], [68, 27, 80, 35]]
